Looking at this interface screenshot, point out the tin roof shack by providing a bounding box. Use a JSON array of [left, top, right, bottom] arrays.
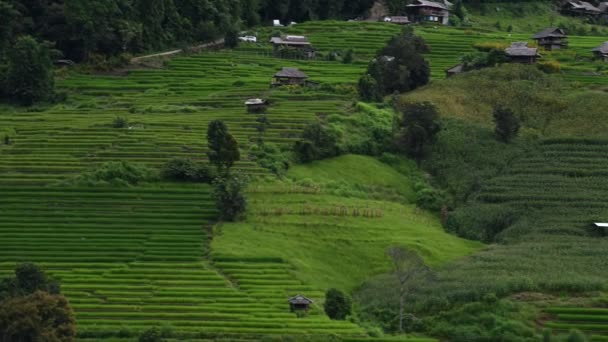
[[505, 42, 540, 64], [270, 35, 316, 59], [592, 42, 608, 61], [272, 67, 309, 87], [561, 1, 602, 16], [288, 295, 313, 312], [593, 223, 608, 236], [245, 98, 269, 113], [383, 16, 411, 25], [406, 0, 452, 25], [532, 28, 568, 51], [445, 63, 464, 78]]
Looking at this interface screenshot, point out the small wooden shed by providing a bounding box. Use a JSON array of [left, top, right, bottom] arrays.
[[592, 42, 608, 62], [270, 35, 316, 58], [272, 67, 309, 87], [288, 294, 313, 312], [592, 222, 608, 236], [245, 98, 269, 113], [505, 42, 540, 64], [532, 28, 568, 51], [445, 63, 464, 78]]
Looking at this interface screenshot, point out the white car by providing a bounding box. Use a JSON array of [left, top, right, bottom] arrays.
[[238, 36, 257, 43]]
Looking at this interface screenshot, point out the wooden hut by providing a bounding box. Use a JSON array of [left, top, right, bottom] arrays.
[[592, 42, 608, 61], [270, 35, 316, 58], [445, 63, 464, 78], [532, 28, 568, 51], [272, 68, 309, 87], [288, 295, 313, 312], [561, 1, 602, 16], [245, 98, 269, 113], [406, 0, 452, 25], [592, 222, 608, 236], [505, 42, 540, 64], [383, 16, 411, 25]]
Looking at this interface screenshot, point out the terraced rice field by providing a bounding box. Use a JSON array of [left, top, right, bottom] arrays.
[[545, 307, 608, 340]]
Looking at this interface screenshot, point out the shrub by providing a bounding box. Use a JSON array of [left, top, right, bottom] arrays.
[[566, 330, 588, 342], [445, 203, 519, 242], [537, 60, 561, 74], [342, 49, 354, 64], [324, 288, 352, 320], [6, 36, 55, 105], [162, 157, 213, 183], [294, 120, 340, 163], [213, 173, 248, 222], [395, 102, 441, 163], [112, 116, 129, 128], [358, 74, 381, 102], [493, 106, 520, 143], [207, 120, 241, 172], [249, 143, 290, 176], [139, 327, 165, 342], [64, 161, 158, 187]]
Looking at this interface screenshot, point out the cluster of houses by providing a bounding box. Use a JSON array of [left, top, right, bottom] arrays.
[[562, 1, 608, 18], [447, 27, 608, 77]]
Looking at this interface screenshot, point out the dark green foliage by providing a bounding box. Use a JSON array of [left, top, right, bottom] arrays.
[[493, 106, 520, 143], [428, 299, 537, 342], [213, 173, 248, 222], [451, 0, 469, 25], [139, 327, 165, 342], [0, 263, 60, 300], [294, 120, 340, 163], [224, 27, 240, 49], [162, 157, 213, 183], [6, 36, 55, 106], [342, 49, 354, 64], [0, 291, 76, 342], [249, 143, 290, 176], [445, 204, 519, 242], [207, 120, 241, 171], [64, 161, 158, 187], [566, 330, 588, 342], [395, 102, 441, 163], [461, 49, 506, 71], [324, 288, 352, 320], [357, 74, 381, 102], [363, 28, 430, 98], [112, 116, 129, 128]]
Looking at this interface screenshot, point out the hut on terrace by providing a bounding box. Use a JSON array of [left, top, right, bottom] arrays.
[[592, 222, 608, 236], [505, 42, 540, 64], [445, 63, 464, 78], [288, 294, 313, 312], [532, 28, 568, 51], [592, 42, 608, 61], [406, 0, 452, 25], [245, 98, 269, 113], [383, 16, 411, 25], [272, 67, 309, 87], [270, 35, 316, 58], [561, 1, 602, 16]]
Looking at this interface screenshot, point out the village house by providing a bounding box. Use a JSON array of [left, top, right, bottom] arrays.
[[244, 98, 269, 113], [383, 16, 411, 25], [270, 35, 316, 58], [505, 42, 540, 64], [561, 1, 603, 16], [532, 28, 568, 51], [406, 0, 452, 25], [288, 295, 313, 312], [272, 67, 309, 87], [592, 42, 608, 61]]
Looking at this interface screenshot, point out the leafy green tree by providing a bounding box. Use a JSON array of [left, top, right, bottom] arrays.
[[224, 26, 240, 48], [207, 120, 241, 172], [342, 49, 354, 64], [324, 288, 352, 320], [7, 36, 55, 105], [213, 173, 248, 221], [452, 0, 468, 25], [493, 106, 520, 143], [395, 102, 441, 163], [0, 291, 76, 342], [358, 74, 381, 102], [0, 263, 60, 300], [294, 120, 340, 163], [0, 1, 18, 54], [566, 329, 588, 342]]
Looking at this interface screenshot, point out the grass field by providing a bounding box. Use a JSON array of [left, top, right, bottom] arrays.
[[0, 11, 607, 340]]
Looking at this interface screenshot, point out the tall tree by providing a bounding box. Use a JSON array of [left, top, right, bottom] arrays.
[[493, 106, 520, 143], [324, 288, 352, 320], [395, 102, 441, 163], [386, 247, 432, 333], [0, 1, 19, 54], [207, 120, 241, 172], [0, 291, 76, 342], [6, 35, 54, 105]]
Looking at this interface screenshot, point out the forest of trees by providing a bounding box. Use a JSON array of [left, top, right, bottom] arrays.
[[0, 0, 375, 61]]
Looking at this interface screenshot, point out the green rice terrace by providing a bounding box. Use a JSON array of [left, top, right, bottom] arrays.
[[1, 15, 608, 342]]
